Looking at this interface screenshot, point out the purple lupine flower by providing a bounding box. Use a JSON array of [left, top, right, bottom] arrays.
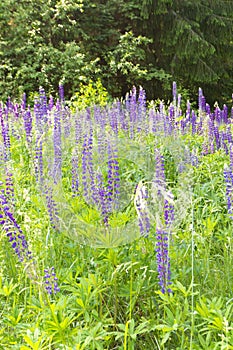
[[129, 86, 137, 139], [108, 104, 119, 135], [223, 165, 233, 219], [96, 173, 109, 226], [215, 106, 221, 124], [44, 267, 60, 295], [172, 82, 177, 104], [214, 125, 221, 150], [117, 99, 128, 132], [148, 107, 156, 133], [59, 84, 65, 103], [44, 185, 59, 229], [198, 87, 203, 113], [208, 118, 215, 153], [225, 126, 233, 145], [6, 97, 14, 113], [205, 103, 211, 116], [81, 133, 89, 199], [34, 135, 44, 186], [5, 170, 15, 205], [186, 100, 191, 120], [0, 108, 11, 161], [164, 196, 174, 228], [229, 145, 233, 169], [34, 98, 43, 134], [223, 104, 228, 124], [87, 126, 98, 205], [96, 122, 107, 165], [137, 86, 147, 133], [106, 138, 120, 212], [53, 102, 62, 183], [168, 104, 175, 133], [71, 152, 79, 197], [201, 96, 206, 114], [155, 227, 172, 294], [177, 93, 181, 110], [153, 148, 173, 293], [23, 107, 33, 145], [191, 111, 197, 135], [0, 183, 32, 262], [81, 128, 97, 204], [48, 95, 54, 111]]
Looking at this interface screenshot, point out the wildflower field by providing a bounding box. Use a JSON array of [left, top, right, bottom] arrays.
[[0, 84, 233, 349]]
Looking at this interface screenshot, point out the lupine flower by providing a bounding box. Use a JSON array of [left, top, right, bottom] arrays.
[[5, 170, 15, 205], [108, 104, 119, 135], [198, 87, 203, 113], [164, 197, 174, 228], [168, 105, 175, 133], [81, 127, 97, 204], [53, 102, 62, 183], [44, 267, 60, 295], [223, 165, 233, 219], [225, 126, 233, 146], [129, 86, 137, 139], [153, 148, 174, 293], [201, 96, 206, 114], [0, 183, 32, 262], [96, 173, 109, 226], [48, 95, 54, 111], [155, 227, 172, 294], [59, 84, 65, 103], [223, 104, 228, 124], [106, 138, 120, 211], [23, 107, 33, 145], [214, 125, 221, 150], [208, 118, 215, 153], [172, 81, 177, 104], [44, 186, 59, 229], [34, 135, 44, 186], [137, 86, 147, 133], [71, 152, 79, 197], [191, 111, 197, 135], [0, 108, 11, 161]]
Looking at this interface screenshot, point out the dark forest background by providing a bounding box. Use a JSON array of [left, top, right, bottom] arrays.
[[0, 0, 232, 104]]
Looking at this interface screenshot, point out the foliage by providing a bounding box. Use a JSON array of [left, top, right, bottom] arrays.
[[0, 0, 232, 103], [0, 82, 233, 350], [69, 79, 111, 110]]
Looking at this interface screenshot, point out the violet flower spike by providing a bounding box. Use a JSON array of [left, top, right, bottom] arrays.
[[44, 267, 60, 295], [155, 227, 172, 294]]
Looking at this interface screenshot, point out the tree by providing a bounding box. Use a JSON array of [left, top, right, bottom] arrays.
[[140, 0, 233, 103], [0, 0, 232, 104]]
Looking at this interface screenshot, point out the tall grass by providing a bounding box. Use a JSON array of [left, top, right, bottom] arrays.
[[0, 84, 233, 349]]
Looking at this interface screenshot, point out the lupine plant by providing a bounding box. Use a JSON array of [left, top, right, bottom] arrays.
[[0, 83, 233, 349]]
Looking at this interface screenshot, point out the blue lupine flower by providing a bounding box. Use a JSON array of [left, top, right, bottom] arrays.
[[44, 267, 60, 295], [155, 228, 172, 294]]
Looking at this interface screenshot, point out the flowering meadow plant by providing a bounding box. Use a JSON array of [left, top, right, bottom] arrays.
[[0, 84, 233, 348]]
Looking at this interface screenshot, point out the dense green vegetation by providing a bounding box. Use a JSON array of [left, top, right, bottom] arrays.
[[0, 84, 233, 348], [0, 0, 232, 103], [0, 1, 233, 348]]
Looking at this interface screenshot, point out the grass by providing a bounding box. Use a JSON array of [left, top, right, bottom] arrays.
[[0, 85, 233, 349]]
